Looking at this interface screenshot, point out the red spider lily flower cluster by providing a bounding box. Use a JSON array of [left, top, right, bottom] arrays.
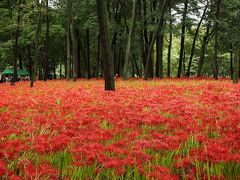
[[0, 78, 239, 179]]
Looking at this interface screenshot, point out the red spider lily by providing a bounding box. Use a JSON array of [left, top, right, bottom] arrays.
[[0, 79, 239, 178], [0, 160, 7, 176]]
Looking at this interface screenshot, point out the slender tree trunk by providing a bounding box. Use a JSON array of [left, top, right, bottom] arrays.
[[66, 26, 71, 80], [230, 45, 233, 79], [213, 0, 220, 80], [70, 25, 78, 81], [186, 2, 208, 77], [28, 45, 33, 83], [167, 9, 172, 77], [183, 48, 186, 74], [19, 51, 23, 69], [156, 19, 164, 79], [197, 23, 211, 77], [60, 61, 62, 79], [144, 0, 170, 80], [96, 0, 115, 90], [133, 54, 140, 77], [68, 0, 78, 81], [233, 38, 240, 84], [156, 1, 165, 79], [79, 37, 88, 76], [123, 0, 137, 80], [11, 0, 22, 85], [86, 29, 91, 79], [43, 0, 49, 81], [177, 0, 188, 78], [97, 34, 101, 79], [142, 0, 148, 69], [31, 1, 42, 88], [76, 30, 81, 77]]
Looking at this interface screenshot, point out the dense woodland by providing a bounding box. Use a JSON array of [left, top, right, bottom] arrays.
[[0, 0, 240, 90]]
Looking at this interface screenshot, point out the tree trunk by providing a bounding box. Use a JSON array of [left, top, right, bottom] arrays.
[[60, 61, 62, 79], [68, 0, 78, 81], [96, 0, 115, 90], [177, 0, 188, 78], [28, 45, 33, 84], [19, 51, 23, 69], [167, 9, 172, 77], [133, 54, 140, 77], [66, 26, 71, 80], [76, 30, 81, 77], [97, 34, 101, 79], [230, 45, 233, 79], [123, 0, 137, 80], [12, 0, 22, 85], [31, 0, 42, 88], [186, 2, 208, 77], [86, 29, 91, 79], [156, 19, 164, 78], [43, 0, 49, 81], [213, 0, 220, 80], [233, 38, 240, 84], [197, 23, 211, 77], [144, 0, 170, 80]]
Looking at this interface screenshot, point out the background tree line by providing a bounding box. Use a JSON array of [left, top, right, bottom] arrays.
[[0, 0, 239, 90]]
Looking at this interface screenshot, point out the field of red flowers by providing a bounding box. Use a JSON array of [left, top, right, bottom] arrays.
[[0, 78, 240, 179]]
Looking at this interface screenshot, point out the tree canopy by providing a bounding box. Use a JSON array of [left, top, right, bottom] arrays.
[[0, 0, 239, 88]]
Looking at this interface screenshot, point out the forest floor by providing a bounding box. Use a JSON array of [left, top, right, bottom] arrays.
[[0, 78, 240, 179]]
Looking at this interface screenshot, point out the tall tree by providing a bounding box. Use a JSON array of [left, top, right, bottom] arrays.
[[186, 1, 208, 77], [144, 0, 170, 80], [96, 0, 115, 90], [66, 25, 71, 80], [177, 0, 188, 78], [43, 0, 49, 81], [233, 37, 240, 84], [11, 0, 22, 85], [213, 0, 220, 80], [31, 0, 42, 88], [86, 29, 91, 79], [68, 0, 78, 81], [156, 2, 165, 79], [123, 0, 138, 80], [197, 22, 212, 77], [167, 8, 173, 77]]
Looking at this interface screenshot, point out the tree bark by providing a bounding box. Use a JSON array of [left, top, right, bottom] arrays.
[[97, 34, 101, 79], [177, 0, 188, 78], [86, 29, 91, 79], [66, 26, 71, 80], [28, 45, 33, 83], [123, 0, 137, 80], [167, 9, 172, 77], [197, 23, 211, 77], [213, 0, 220, 80], [233, 38, 240, 84], [96, 0, 115, 90], [68, 0, 78, 81], [230, 45, 233, 79], [11, 0, 22, 85], [31, 0, 42, 88], [186, 2, 208, 77], [43, 0, 49, 81], [144, 0, 170, 80], [156, 18, 164, 78]]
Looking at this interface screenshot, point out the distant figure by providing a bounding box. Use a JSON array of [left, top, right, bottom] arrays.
[[114, 74, 119, 79]]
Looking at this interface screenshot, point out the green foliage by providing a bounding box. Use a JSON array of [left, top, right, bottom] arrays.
[[0, 0, 239, 78]]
